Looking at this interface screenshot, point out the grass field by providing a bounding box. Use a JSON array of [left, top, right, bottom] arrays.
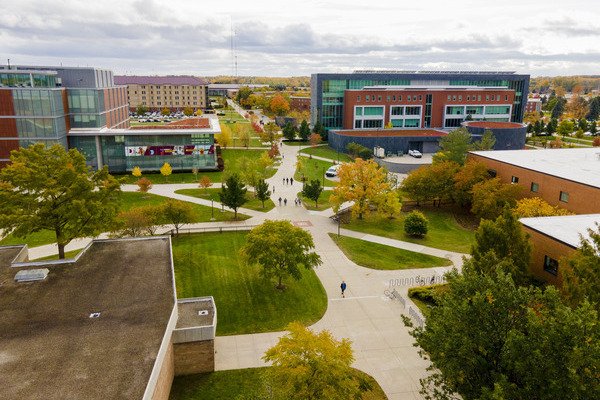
[[120, 149, 274, 184], [170, 367, 387, 400], [175, 188, 275, 212], [344, 208, 475, 254], [329, 234, 452, 270], [300, 189, 334, 211], [295, 157, 337, 187], [299, 145, 352, 162], [0, 192, 247, 249], [172, 232, 327, 335]]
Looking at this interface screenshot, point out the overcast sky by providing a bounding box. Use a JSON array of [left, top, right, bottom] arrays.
[[1, 0, 599, 77]]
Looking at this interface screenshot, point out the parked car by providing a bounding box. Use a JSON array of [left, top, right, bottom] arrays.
[[408, 149, 422, 158], [325, 165, 341, 177]]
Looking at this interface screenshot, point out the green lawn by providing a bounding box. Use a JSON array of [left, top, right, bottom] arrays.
[[299, 145, 352, 162], [0, 192, 247, 249], [344, 208, 475, 253], [218, 109, 249, 122], [329, 234, 452, 270], [295, 157, 337, 187], [282, 140, 309, 146], [172, 232, 327, 335], [170, 367, 387, 400], [300, 189, 333, 211], [175, 188, 275, 212]]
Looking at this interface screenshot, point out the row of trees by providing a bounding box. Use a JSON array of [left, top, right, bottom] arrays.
[[526, 114, 598, 137], [542, 93, 600, 122], [408, 207, 600, 399]]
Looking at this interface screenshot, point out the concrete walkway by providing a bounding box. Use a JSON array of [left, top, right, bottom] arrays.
[[24, 141, 470, 399]]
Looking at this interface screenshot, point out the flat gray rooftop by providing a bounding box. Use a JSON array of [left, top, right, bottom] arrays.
[[0, 237, 175, 400], [471, 148, 600, 189], [520, 214, 600, 248]]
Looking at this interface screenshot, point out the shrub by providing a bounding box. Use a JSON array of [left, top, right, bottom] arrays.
[[136, 177, 153, 193], [346, 142, 373, 159], [593, 137, 600, 147], [408, 284, 448, 306], [404, 210, 428, 237]]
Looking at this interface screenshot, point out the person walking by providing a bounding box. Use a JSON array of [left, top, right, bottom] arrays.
[[290, 177, 294, 185], [340, 281, 347, 298], [278, 197, 282, 206], [282, 178, 285, 185], [273, 185, 275, 194], [284, 198, 287, 206]]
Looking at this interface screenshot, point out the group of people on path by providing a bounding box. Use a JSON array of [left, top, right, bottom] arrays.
[[277, 197, 302, 206], [282, 177, 294, 185]]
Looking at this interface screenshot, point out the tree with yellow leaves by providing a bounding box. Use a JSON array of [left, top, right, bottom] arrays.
[[263, 322, 364, 400], [513, 197, 572, 218], [160, 162, 172, 181], [131, 166, 142, 177], [330, 158, 391, 220], [216, 123, 233, 148]]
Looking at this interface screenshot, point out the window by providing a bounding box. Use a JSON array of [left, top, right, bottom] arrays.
[[391, 106, 403, 116], [405, 106, 421, 115], [467, 95, 470, 101], [398, 95, 402, 101], [478, 95, 481, 101], [418, 95, 422, 101], [363, 119, 383, 128], [447, 95, 451, 101], [365, 95, 370, 102], [355, 107, 363, 116], [458, 95, 462, 101], [386, 96, 391, 101], [560, 191, 569, 203], [357, 95, 361, 101], [378, 96, 382, 101], [511, 176, 519, 184], [404, 119, 420, 127], [413, 96, 417, 101], [354, 120, 362, 128], [505, 95, 508, 101], [452, 95, 456, 101], [392, 95, 396, 101], [531, 182, 539, 192], [496, 95, 500, 101], [544, 255, 559, 275]]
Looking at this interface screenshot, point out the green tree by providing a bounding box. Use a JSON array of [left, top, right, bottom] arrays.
[[404, 210, 428, 237], [407, 268, 600, 400], [546, 117, 558, 134], [263, 322, 365, 400], [260, 122, 282, 145], [237, 157, 261, 191], [240, 220, 322, 289], [298, 119, 310, 141], [472, 129, 496, 150], [302, 179, 323, 208], [471, 178, 522, 220], [557, 119, 575, 136], [255, 179, 271, 209], [401, 161, 459, 206], [160, 199, 195, 235], [561, 224, 600, 311], [0, 144, 120, 259], [219, 174, 247, 219], [282, 121, 296, 141], [236, 86, 253, 107], [587, 96, 600, 121], [470, 207, 532, 286], [435, 127, 472, 165], [551, 97, 566, 119], [113, 205, 161, 237], [590, 120, 597, 135], [312, 120, 327, 140], [136, 105, 148, 115], [376, 190, 401, 219]]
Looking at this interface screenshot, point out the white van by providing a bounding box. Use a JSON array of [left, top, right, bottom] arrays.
[[325, 165, 341, 177]]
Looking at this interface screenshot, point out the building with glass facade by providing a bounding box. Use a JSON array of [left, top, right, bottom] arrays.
[[310, 70, 530, 131], [1, 65, 219, 172]]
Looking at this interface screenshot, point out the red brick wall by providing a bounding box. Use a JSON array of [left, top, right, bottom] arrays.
[[150, 342, 174, 400], [343, 89, 515, 129], [523, 226, 576, 286], [0, 90, 19, 161]]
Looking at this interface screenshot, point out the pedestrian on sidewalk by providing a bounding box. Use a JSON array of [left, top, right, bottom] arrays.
[[272, 185, 276, 194], [341, 281, 347, 298], [284, 198, 287, 206], [290, 177, 294, 185], [278, 197, 282, 206], [282, 178, 285, 185]]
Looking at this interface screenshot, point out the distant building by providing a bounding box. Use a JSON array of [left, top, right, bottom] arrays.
[[0, 236, 217, 400], [0, 65, 129, 167], [207, 83, 269, 98], [469, 148, 600, 214], [520, 214, 600, 286], [115, 75, 209, 111], [0, 66, 220, 172], [311, 70, 530, 132], [525, 98, 542, 113], [290, 96, 310, 112]]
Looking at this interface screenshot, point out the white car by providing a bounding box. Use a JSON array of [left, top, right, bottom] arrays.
[[408, 149, 422, 158], [325, 165, 341, 177]]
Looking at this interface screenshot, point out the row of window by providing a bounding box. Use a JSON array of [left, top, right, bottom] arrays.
[[511, 176, 570, 203], [359, 94, 422, 103], [138, 90, 200, 95], [140, 96, 198, 101], [447, 94, 509, 102]]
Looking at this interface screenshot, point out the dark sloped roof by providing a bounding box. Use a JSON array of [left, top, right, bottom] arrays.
[[114, 75, 208, 86]]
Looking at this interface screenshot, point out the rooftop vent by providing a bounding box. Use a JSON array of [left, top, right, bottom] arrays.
[[14, 268, 49, 283], [89, 312, 101, 318], [198, 310, 209, 316]]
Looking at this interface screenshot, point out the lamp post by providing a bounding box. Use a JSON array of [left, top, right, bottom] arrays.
[[211, 198, 215, 221], [337, 211, 341, 238], [322, 167, 325, 188]]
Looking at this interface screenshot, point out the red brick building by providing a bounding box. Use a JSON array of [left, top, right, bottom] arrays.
[[342, 86, 515, 130], [290, 96, 310, 112], [525, 98, 542, 113], [469, 148, 600, 215]]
